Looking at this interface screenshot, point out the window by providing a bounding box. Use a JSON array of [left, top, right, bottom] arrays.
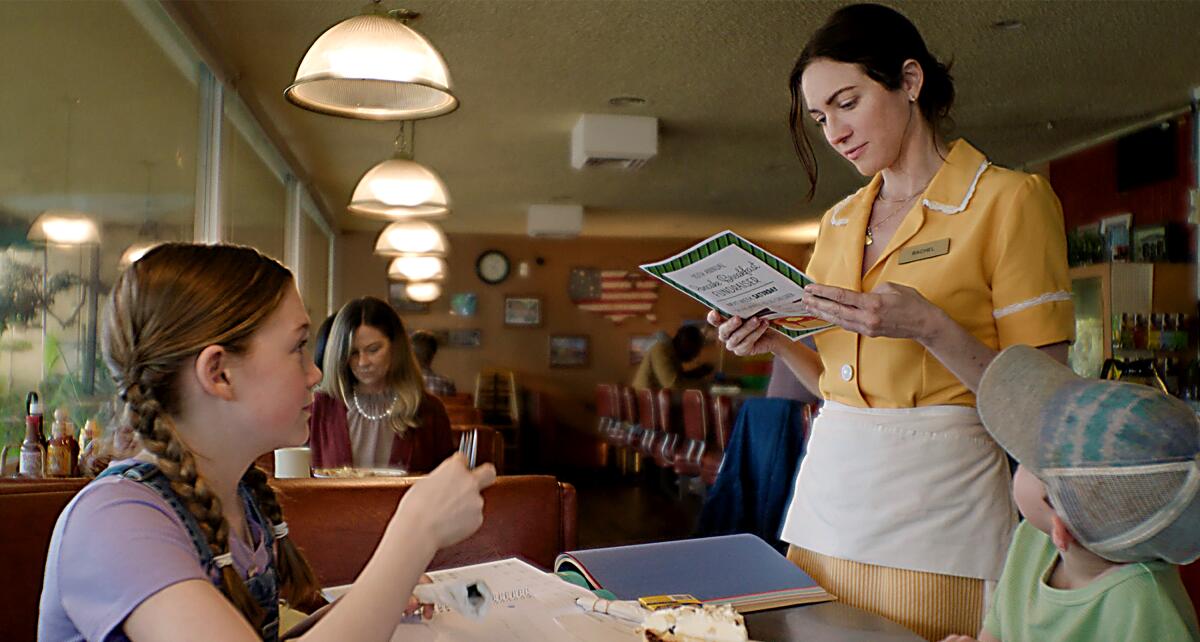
[[0, 1, 199, 444]]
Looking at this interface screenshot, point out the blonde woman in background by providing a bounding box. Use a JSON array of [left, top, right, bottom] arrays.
[[308, 297, 456, 473]]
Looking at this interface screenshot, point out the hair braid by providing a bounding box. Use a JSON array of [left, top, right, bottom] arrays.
[[101, 243, 320, 628], [241, 465, 324, 611], [124, 376, 264, 626]]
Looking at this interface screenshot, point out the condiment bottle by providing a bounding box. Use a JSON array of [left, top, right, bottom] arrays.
[[19, 393, 45, 478], [1133, 314, 1149, 350], [79, 418, 102, 475], [1120, 313, 1134, 351], [28, 392, 46, 449], [47, 408, 80, 478], [1148, 313, 1162, 352]]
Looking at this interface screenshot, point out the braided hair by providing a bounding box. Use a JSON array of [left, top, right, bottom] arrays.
[[102, 243, 321, 626]]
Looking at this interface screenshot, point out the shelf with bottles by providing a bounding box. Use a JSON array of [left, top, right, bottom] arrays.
[[1110, 312, 1195, 354]]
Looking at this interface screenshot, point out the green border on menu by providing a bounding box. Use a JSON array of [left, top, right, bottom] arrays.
[[641, 231, 819, 340]]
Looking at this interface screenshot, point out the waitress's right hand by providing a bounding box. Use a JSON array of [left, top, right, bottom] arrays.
[[396, 454, 496, 549], [707, 309, 781, 357]]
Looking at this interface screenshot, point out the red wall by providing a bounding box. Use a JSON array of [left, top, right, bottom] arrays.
[[1048, 113, 1194, 233]]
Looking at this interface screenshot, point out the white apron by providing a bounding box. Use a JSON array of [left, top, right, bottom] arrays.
[[780, 401, 1016, 581]]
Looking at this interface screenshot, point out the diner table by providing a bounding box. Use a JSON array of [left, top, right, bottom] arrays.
[[745, 601, 925, 641]]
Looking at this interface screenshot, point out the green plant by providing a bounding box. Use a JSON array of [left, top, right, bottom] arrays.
[[0, 257, 79, 337]]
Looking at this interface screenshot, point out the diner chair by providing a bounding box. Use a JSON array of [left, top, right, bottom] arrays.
[[474, 368, 521, 469], [674, 389, 709, 478], [474, 368, 520, 426], [436, 392, 475, 408], [635, 388, 664, 462], [700, 395, 734, 485], [595, 383, 621, 444], [653, 388, 682, 468], [444, 404, 484, 426], [617, 385, 644, 473]]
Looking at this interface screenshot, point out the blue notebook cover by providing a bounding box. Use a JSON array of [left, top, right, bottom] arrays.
[[553, 534, 833, 612]]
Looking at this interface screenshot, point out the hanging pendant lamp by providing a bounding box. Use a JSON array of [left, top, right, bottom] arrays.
[[285, 7, 457, 120], [388, 255, 446, 281], [28, 211, 99, 245], [404, 281, 442, 302], [373, 220, 448, 257], [349, 121, 450, 219]]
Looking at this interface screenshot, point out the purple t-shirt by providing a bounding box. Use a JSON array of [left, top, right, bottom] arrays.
[[39, 460, 271, 642]]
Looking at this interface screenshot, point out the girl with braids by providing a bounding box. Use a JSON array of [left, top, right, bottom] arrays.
[[39, 244, 495, 642], [711, 4, 1072, 640], [307, 297, 455, 473]]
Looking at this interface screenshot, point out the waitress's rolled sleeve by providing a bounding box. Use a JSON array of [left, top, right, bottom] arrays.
[[989, 174, 1076, 349]]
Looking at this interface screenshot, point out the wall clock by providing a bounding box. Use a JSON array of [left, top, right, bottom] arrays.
[[476, 250, 510, 285]]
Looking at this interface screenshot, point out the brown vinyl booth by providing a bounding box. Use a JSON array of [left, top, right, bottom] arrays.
[[0, 474, 576, 641]]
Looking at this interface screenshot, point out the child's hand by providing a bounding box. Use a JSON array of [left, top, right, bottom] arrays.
[[396, 454, 496, 549], [401, 575, 435, 621]]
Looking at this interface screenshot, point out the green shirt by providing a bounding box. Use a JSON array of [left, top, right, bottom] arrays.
[[984, 520, 1199, 641]]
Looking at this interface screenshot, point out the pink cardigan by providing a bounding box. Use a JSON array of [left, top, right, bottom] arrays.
[[307, 391, 456, 473]]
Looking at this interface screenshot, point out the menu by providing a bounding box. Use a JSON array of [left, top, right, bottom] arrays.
[[323, 558, 639, 641], [640, 230, 832, 341]]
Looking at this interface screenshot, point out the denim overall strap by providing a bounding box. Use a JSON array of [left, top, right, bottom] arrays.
[[99, 463, 281, 641], [238, 481, 281, 640]]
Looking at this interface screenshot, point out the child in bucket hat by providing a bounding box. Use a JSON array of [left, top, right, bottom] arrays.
[[940, 344, 1199, 642]]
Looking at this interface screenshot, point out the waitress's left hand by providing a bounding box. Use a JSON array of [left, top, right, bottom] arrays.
[[802, 282, 948, 344]]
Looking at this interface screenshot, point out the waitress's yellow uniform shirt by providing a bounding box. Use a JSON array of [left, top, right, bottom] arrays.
[[806, 140, 1074, 408]]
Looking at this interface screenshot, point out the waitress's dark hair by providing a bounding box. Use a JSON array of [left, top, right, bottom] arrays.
[[789, 3, 955, 200]]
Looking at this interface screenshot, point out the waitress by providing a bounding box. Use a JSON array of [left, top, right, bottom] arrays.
[[711, 4, 1073, 640]]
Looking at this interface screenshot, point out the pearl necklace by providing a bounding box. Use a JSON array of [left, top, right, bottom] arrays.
[[352, 390, 397, 421]]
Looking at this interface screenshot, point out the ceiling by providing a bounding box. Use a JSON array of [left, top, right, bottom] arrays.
[[169, 0, 1200, 241]]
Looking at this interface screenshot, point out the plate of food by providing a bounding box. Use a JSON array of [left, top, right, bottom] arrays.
[[311, 466, 411, 478]]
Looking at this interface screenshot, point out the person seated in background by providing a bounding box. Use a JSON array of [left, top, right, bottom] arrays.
[[632, 324, 713, 390], [410, 330, 457, 396], [313, 312, 337, 374], [309, 297, 456, 473], [940, 345, 1200, 642]]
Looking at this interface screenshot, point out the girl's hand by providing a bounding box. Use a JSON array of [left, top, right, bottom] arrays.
[[707, 309, 783, 357], [801, 282, 949, 345], [402, 575, 435, 621], [396, 454, 496, 550]]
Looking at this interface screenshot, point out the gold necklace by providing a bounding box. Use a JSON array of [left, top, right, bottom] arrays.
[[864, 196, 917, 246]]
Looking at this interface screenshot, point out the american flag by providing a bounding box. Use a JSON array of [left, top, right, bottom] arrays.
[[569, 268, 659, 323]]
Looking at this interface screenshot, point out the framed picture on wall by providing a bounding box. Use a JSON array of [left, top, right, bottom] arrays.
[[1099, 213, 1133, 262], [549, 334, 589, 368], [449, 292, 478, 317], [388, 281, 430, 314], [629, 334, 658, 365], [447, 329, 482, 348], [504, 296, 542, 326]]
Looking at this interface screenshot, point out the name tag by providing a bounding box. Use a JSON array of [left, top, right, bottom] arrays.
[[898, 238, 950, 265]]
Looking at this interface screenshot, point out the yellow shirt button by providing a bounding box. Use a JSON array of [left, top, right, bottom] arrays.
[[840, 364, 854, 381]]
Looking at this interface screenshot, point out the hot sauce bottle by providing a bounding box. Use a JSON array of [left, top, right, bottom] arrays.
[[47, 408, 80, 478], [19, 393, 45, 478]]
